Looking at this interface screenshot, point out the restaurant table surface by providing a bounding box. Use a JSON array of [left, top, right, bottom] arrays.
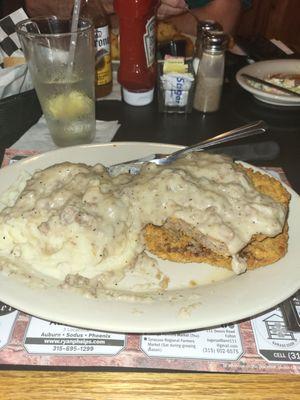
[[0, 55, 299, 399]]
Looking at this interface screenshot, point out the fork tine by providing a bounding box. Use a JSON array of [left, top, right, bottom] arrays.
[[108, 154, 161, 175], [108, 121, 268, 175]]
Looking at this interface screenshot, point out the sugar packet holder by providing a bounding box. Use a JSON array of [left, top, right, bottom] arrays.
[[158, 59, 195, 114]]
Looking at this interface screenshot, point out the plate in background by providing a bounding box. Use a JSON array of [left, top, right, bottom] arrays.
[[236, 59, 300, 106]]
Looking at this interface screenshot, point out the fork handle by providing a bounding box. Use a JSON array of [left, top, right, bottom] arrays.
[[169, 120, 268, 158]]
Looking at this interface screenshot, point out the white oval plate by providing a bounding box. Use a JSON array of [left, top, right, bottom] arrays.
[[0, 142, 299, 333], [236, 59, 300, 106]]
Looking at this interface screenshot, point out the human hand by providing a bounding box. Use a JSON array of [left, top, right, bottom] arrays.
[[157, 0, 188, 20]]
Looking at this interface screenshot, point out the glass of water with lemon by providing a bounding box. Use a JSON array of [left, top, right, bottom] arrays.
[[17, 17, 96, 147]]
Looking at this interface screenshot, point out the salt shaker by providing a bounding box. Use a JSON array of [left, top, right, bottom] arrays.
[[192, 20, 222, 78], [193, 30, 228, 113]]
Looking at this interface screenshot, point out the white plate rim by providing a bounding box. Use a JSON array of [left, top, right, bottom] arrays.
[[0, 142, 299, 333], [236, 59, 300, 106]]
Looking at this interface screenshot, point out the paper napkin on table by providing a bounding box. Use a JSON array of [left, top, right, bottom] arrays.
[[0, 8, 33, 99], [11, 116, 120, 152]]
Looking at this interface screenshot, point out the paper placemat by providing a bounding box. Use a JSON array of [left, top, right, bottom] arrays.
[[0, 297, 299, 373], [0, 151, 299, 373]]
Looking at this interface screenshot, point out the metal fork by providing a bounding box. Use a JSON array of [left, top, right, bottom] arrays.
[[108, 120, 268, 175]]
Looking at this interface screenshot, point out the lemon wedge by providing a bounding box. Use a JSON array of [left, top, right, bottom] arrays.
[[45, 91, 94, 120]]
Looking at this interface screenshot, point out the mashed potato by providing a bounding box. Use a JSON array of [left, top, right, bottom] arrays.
[[0, 163, 142, 283], [0, 153, 288, 295]]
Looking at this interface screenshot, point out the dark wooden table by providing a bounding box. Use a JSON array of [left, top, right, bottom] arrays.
[[96, 71, 300, 193], [1, 54, 299, 193], [0, 54, 299, 400]]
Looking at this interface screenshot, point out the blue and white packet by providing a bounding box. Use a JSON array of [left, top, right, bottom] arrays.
[[160, 73, 194, 107]]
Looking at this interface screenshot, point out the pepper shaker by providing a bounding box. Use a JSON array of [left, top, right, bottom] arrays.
[[194, 20, 223, 59], [193, 30, 228, 113]]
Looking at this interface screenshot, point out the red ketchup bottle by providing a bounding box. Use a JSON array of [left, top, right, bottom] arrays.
[[114, 0, 158, 106]]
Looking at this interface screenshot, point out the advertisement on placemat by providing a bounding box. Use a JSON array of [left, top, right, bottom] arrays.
[[0, 308, 299, 373]]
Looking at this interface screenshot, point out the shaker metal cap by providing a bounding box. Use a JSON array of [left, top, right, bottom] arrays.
[[194, 20, 223, 58], [203, 30, 228, 52], [196, 20, 223, 35]]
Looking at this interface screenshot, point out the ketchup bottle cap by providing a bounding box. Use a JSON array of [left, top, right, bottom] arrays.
[[122, 87, 154, 106]]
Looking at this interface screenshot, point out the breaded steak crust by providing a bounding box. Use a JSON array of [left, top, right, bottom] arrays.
[[143, 165, 290, 270]]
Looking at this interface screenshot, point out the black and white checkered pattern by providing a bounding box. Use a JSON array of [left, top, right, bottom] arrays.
[[0, 8, 28, 67]]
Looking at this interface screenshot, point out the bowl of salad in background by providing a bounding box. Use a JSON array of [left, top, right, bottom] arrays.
[[236, 59, 300, 106]]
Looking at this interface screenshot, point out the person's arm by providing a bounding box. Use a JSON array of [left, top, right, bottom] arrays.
[[158, 0, 242, 35]]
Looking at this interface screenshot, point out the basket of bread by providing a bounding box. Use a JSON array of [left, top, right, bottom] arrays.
[[0, 8, 42, 145], [0, 56, 41, 146]]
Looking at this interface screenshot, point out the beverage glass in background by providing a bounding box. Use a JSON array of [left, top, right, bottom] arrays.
[[16, 17, 96, 147]]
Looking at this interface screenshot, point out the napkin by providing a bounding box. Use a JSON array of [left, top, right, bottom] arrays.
[[11, 116, 120, 152], [0, 8, 33, 99]]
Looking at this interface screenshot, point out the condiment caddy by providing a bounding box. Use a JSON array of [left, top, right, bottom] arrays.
[[158, 56, 195, 114]]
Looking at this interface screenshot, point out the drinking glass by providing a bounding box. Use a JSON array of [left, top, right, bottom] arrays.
[[16, 17, 96, 147]]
